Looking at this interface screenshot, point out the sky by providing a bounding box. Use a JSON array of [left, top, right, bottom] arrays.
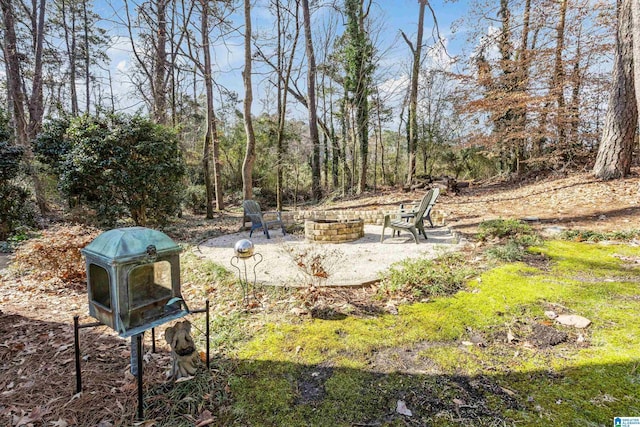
[[95, 0, 473, 118]]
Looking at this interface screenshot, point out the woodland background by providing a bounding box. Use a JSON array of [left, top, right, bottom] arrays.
[[0, 0, 637, 235]]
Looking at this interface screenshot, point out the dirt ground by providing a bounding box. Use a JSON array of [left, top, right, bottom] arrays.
[[441, 169, 640, 236], [0, 169, 638, 425], [321, 169, 640, 236]]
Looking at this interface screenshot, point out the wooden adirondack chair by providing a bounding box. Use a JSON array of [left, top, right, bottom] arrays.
[[242, 200, 286, 239], [380, 188, 440, 244]]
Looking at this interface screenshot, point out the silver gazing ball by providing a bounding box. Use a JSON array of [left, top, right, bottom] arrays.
[[234, 239, 255, 258]]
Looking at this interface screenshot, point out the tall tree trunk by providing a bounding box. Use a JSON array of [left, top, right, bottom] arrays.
[[593, 0, 636, 179], [242, 0, 256, 200], [514, 0, 531, 173], [321, 80, 329, 191], [340, 97, 350, 194], [330, 80, 339, 189], [344, 0, 372, 194], [82, 0, 90, 113], [568, 36, 582, 146], [153, 0, 167, 124], [2, 0, 28, 145], [275, 0, 299, 210], [631, 0, 640, 105], [301, 0, 321, 201], [356, 1, 369, 194], [29, 0, 46, 139], [1, 0, 48, 213], [402, 0, 425, 187], [276, 0, 284, 210], [553, 0, 568, 148], [60, 0, 78, 115], [201, 0, 223, 216], [395, 90, 408, 185]]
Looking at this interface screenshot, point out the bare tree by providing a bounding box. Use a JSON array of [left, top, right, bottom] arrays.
[[401, 0, 425, 186], [272, 0, 300, 210], [301, 0, 321, 201], [553, 0, 568, 147], [242, 0, 256, 200], [58, 0, 79, 114], [122, 0, 173, 123], [200, 0, 223, 214]]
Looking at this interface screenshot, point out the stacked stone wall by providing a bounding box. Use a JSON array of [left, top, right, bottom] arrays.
[[280, 210, 386, 226], [304, 219, 365, 243]]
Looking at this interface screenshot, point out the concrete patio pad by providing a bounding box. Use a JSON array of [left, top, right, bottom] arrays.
[[196, 225, 465, 287]]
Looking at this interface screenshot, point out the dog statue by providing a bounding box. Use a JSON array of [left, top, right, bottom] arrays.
[[164, 320, 200, 380]]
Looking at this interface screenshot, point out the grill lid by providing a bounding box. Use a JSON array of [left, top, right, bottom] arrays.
[[81, 227, 181, 263]]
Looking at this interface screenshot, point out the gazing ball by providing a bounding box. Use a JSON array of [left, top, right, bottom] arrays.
[[234, 239, 254, 258]]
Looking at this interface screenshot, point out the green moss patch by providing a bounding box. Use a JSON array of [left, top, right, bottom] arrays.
[[220, 241, 640, 426]]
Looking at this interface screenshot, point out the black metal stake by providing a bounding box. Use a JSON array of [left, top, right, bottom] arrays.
[[73, 316, 82, 393], [136, 334, 144, 420], [72, 297, 209, 420], [192, 300, 211, 369], [205, 300, 210, 369], [73, 316, 101, 394]]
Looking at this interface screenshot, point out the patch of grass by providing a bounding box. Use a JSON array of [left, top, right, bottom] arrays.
[[485, 240, 526, 262], [0, 227, 38, 253], [378, 252, 477, 298], [477, 218, 536, 241], [225, 240, 640, 426], [478, 218, 543, 264], [179, 250, 259, 359], [145, 366, 235, 426], [560, 229, 640, 242], [181, 250, 237, 296]]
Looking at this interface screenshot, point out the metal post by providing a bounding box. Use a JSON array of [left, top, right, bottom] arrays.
[[73, 316, 82, 393], [151, 328, 156, 353], [136, 334, 144, 420], [205, 300, 210, 369]]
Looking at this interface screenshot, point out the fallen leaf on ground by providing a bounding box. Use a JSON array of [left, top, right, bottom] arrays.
[[12, 406, 51, 426], [195, 409, 215, 427], [500, 387, 517, 397]]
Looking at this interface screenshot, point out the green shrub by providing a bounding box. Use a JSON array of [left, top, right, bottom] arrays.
[[379, 252, 476, 298], [184, 185, 207, 214], [477, 218, 534, 241], [0, 112, 36, 241], [478, 219, 542, 262], [41, 114, 186, 226], [33, 117, 72, 175], [0, 182, 35, 241], [560, 229, 640, 242], [485, 240, 526, 262]]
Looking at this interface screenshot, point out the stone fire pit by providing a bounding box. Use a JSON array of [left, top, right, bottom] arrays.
[[305, 218, 364, 243]]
